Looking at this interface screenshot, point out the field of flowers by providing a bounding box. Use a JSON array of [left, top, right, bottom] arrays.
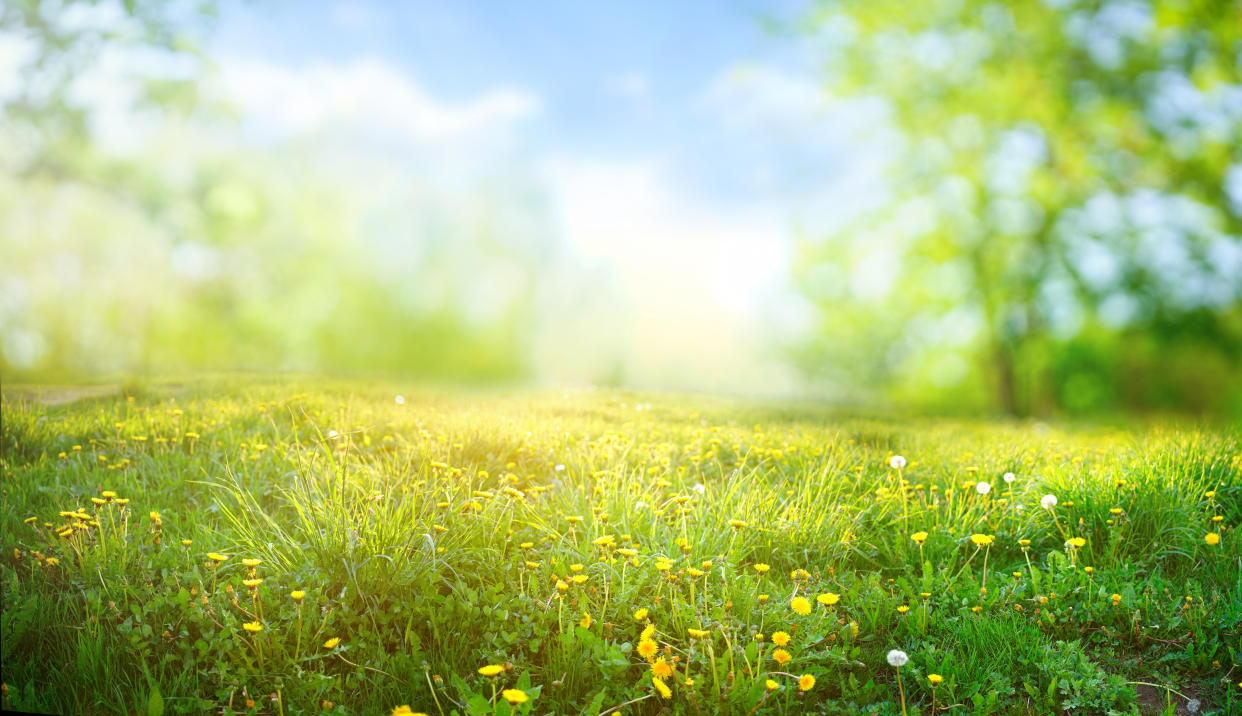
[[1, 380, 1239, 715]]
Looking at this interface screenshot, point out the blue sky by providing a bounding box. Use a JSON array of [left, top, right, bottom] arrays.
[[214, 0, 811, 156]]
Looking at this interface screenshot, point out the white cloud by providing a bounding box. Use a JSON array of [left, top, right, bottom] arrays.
[[215, 56, 541, 144], [698, 64, 828, 130]]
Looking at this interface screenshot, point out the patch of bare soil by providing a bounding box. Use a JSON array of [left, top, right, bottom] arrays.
[[1134, 682, 1207, 715]]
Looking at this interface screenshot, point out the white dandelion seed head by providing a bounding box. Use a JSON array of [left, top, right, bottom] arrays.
[[327, 430, 339, 438], [886, 649, 908, 667], [394, 395, 405, 405], [692, 482, 705, 494], [1003, 472, 1015, 483], [555, 464, 565, 472], [1041, 494, 1058, 510], [634, 501, 647, 510], [976, 481, 991, 495], [889, 455, 907, 469], [1187, 699, 1200, 713]]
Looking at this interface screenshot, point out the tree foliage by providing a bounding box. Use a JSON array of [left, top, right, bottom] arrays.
[[795, 0, 1242, 415]]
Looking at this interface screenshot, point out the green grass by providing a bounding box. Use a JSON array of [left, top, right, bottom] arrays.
[[1, 378, 1239, 715]]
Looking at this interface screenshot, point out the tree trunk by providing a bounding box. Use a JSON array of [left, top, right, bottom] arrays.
[[993, 342, 1018, 416]]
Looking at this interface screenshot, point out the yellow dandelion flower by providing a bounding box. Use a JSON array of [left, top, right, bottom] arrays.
[[1205, 533, 1220, 545], [772, 648, 792, 665], [291, 590, 305, 601], [970, 534, 994, 547], [1065, 537, 1086, 549], [687, 628, 709, 638], [652, 676, 672, 699], [798, 674, 815, 691], [207, 553, 228, 562], [243, 578, 263, 588], [897, 605, 909, 614], [728, 519, 747, 529], [817, 592, 839, 606], [753, 563, 770, 574], [637, 638, 658, 661], [911, 531, 928, 545], [323, 637, 341, 649], [771, 631, 791, 646], [651, 657, 674, 679], [928, 674, 943, 685], [579, 613, 593, 629], [501, 689, 527, 704], [478, 664, 504, 676], [791, 596, 812, 616], [634, 608, 649, 621], [242, 622, 263, 633], [765, 679, 779, 691]]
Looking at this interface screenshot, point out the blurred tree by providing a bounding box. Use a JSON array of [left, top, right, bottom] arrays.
[[795, 0, 1242, 415], [1, 0, 214, 174], [1, 1, 550, 381]]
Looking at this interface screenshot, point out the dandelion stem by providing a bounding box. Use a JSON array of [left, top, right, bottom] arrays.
[[293, 606, 303, 662], [424, 669, 445, 716], [598, 694, 652, 716], [896, 665, 908, 716]]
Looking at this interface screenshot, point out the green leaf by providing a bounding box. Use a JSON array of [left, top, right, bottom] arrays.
[[147, 685, 164, 716]]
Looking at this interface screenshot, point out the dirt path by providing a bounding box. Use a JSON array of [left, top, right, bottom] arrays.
[[1, 384, 120, 406]]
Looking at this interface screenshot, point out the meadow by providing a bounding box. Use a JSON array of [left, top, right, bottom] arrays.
[[1, 379, 1238, 715]]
